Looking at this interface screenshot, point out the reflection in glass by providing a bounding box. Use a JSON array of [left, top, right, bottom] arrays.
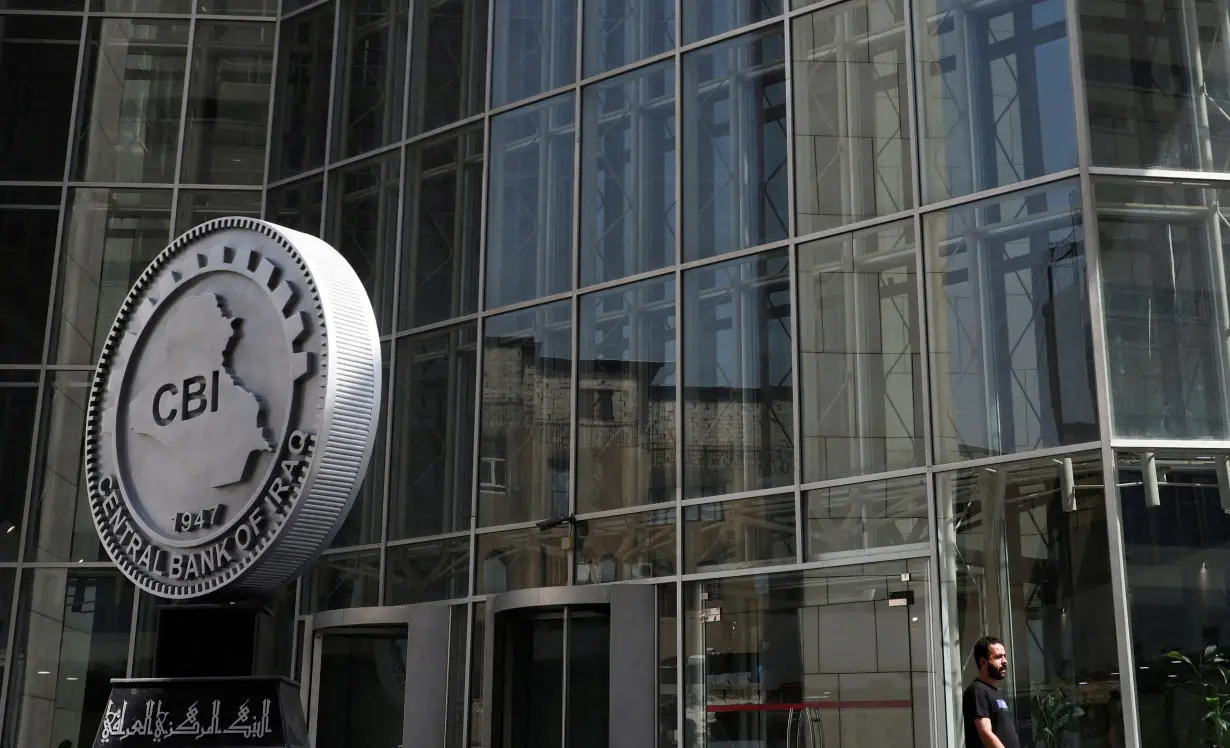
[[568, 611, 612, 748], [792, 0, 912, 234], [2, 570, 134, 748], [326, 155, 400, 332], [927, 180, 1097, 462], [1095, 179, 1230, 440], [270, 4, 333, 179], [198, 0, 277, 14], [799, 220, 922, 481], [805, 474, 927, 559], [485, 93, 575, 309], [476, 526, 569, 593], [332, 341, 389, 548], [385, 537, 471, 604], [683, 250, 793, 498], [0, 190, 58, 364], [1116, 454, 1230, 748], [470, 602, 486, 747], [683, 0, 782, 44], [302, 549, 381, 613], [938, 453, 1122, 748], [0, 383, 38, 561], [409, 0, 488, 134], [334, 0, 408, 159], [575, 509, 676, 583], [500, 615, 564, 746], [316, 631, 408, 748], [52, 188, 172, 366], [658, 585, 678, 748], [388, 325, 476, 540], [174, 190, 261, 233], [683, 29, 787, 261], [584, 0, 674, 75], [491, 0, 576, 107], [74, 19, 190, 183], [684, 564, 933, 748], [0, 14, 80, 180], [401, 127, 484, 330], [478, 302, 572, 527], [1080, 0, 1230, 171], [684, 494, 796, 572], [917, 0, 1076, 202], [265, 176, 322, 234], [578, 278, 676, 512], [581, 61, 676, 286], [180, 22, 274, 184]]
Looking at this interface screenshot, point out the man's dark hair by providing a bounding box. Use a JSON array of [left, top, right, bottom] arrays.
[[972, 635, 1003, 667]]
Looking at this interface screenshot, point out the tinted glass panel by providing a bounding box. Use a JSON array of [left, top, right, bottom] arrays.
[[0, 192, 58, 365], [683, 29, 787, 262], [388, 325, 476, 540], [926, 180, 1097, 462], [315, 631, 408, 748], [576, 508, 676, 583], [578, 277, 676, 512], [409, 0, 488, 134], [180, 22, 274, 185], [584, 0, 674, 75], [0, 570, 13, 699], [683, 0, 782, 44], [265, 176, 322, 234], [199, 0, 277, 14], [271, 4, 333, 179], [52, 188, 172, 366], [74, 19, 190, 183], [0, 15, 80, 181], [799, 220, 922, 482], [174, 190, 261, 234], [491, 0, 577, 107], [478, 301, 572, 527], [918, 0, 1076, 202], [792, 0, 912, 234], [476, 525, 569, 593], [485, 93, 575, 309], [805, 474, 927, 559], [326, 155, 400, 332], [683, 250, 793, 498], [0, 383, 38, 561], [302, 549, 381, 613], [334, 0, 408, 159], [91, 0, 192, 9], [684, 493, 796, 572], [384, 537, 471, 603], [580, 61, 676, 286]]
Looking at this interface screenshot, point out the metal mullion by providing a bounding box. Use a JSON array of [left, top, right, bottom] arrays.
[[672, 0, 685, 740], [580, 265, 677, 299], [573, 502, 676, 523], [386, 529, 472, 549], [678, 15, 783, 56], [565, 0, 583, 589], [677, 237, 791, 272], [800, 464, 931, 493], [261, 5, 283, 219], [483, 289, 576, 319], [267, 165, 326, 190], [317, 0, 342, 238], [560, 604, 570, 746], [0, 563, 24, 728], [387, 312, 481, 341], [281, 0, 331, 22], [678, 484, 792, 508], [459, 600, 475, 748], [168, 15, 200, 232], [783, 6, 804, 566], [680, 546, 930, 584], [488, 82, 580, 119], [931, 440, 1103, 473], [376, 264, 401, 606], [579, 47, 677, 89], [405, 112, 486, 149]]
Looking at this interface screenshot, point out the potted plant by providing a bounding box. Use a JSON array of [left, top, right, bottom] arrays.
[[1166, 646, 1230, 747], [1032, 682, 1085, 748]]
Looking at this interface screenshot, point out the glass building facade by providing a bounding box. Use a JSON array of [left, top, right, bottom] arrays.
[[0, 0, 1227, 746]]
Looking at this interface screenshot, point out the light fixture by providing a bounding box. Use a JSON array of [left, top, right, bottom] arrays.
[[1059, 457, 1076, 512], [1217, 456, 1230, 513], [36, 671, 49, 676], [911, 617, 919, 622], [1143, 452, 1162, 508], [66, 677, 78, 682]]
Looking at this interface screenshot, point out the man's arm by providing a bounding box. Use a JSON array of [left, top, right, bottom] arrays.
[[975, 717, 1007, 748]]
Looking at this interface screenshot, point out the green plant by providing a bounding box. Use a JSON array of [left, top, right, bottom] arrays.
[[1032, 684, 1085, 748], [1166, 646, 1230, 748]]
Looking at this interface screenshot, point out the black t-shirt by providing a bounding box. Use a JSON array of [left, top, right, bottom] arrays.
[[962, 679, 1020, 748]]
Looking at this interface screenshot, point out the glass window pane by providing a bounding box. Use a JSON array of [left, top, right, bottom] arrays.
[[302, 549, 381, 613], [682, 0, 782, 45], [578, 277, 676, 511], [0, 190, 59, 365], [2, 570, 135, 748], [491, 0, 577, 107], [918, 0, 1076, 202], [388, 324, 477, 540], [1095, 178, 1230, 440], [401, 127, 484, 330], [485, 93, 575, 309], [334, 0, 408, 159], [332, 341, 390, 548], [938, 453, 1122, 748], [180, 22, 274, 185], [682, 29, 787, 262], [580, 61, 676, 286], [265, 176, 322, 234], [326, 154, 400, 333], [51, 188, 172, 366], [926, 180, 1097, 462], [805, 474, 927, 559], [315, 630, 408, 748], [584, 0, 674, 76], [0, 15, 80, 181], [683, 494, 796, 572], [683, 250, 793, 498], [199, 0, 277, 14], [73, 19, 190, 183], [0, 1, 82, 9], [478, 301, 572, 527], [1116, 453, 1230, 747], [0, 382, 38, 561], [385, 537, 471, 604], [575, 508, 676, 583], [409, 0, 488, 135], [475, 525, 570, 593], [684, 566, 934, 748], [270, 3, 333, 179], [792, 0, 912, 234], [90, 0, 192, 9], [799, 220, 922, 482], [174, 190, 262, 234]]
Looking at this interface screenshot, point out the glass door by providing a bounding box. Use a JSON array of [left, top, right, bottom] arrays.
[[314, 627, 409, 748]]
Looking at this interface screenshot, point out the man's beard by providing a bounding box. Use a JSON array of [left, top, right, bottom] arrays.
[[989, 665, 1007, 681]]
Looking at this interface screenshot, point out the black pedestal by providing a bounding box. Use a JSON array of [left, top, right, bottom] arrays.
[[153, 602, 276, 678]]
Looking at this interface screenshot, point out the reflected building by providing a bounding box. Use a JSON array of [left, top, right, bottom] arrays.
[[0, 1, 1229, 747]]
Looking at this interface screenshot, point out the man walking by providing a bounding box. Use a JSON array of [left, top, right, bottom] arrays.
[[963, 636, 1020, 748]]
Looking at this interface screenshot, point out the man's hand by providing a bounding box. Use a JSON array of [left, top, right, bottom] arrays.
[[976, 717, 1007, 748]]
